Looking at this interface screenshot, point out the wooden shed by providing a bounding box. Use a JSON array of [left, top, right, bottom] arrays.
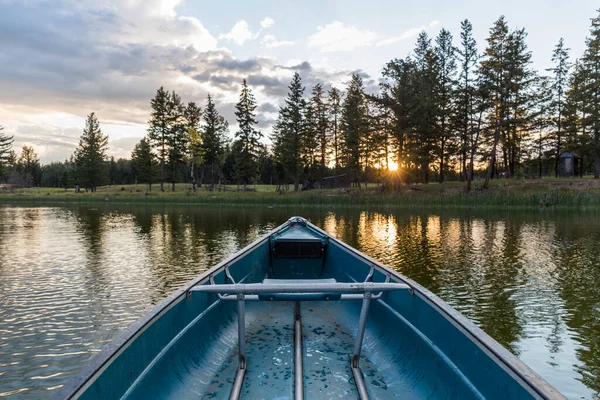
[[559, 152, 583, 177]]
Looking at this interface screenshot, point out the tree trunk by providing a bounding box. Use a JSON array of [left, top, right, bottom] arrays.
[[160, 141, 165, 192], [466, 111, 483, 193], [294, 172, 299, 192], [555, 111, 561, 178], [483, 123, 501, 190], [439, 137, 445, 184]]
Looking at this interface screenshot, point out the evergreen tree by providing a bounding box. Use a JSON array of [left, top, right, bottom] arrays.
[[580, 9, 600, 177], [341, 73, 367, 188], [188, 124, 202, 191], [308, 83, 329, 180], [272, 72, 307, 191], [434, 28, 457, 183], [74, 113, 109, 192], [60, 162, 75, 190], [455, 20, 479, 185], [412, 32, 438, 183], [147, 87, 170, 191], [547, 38, 571, 176], [166, 91, 188, 191], [257, 144, 275, 185], [364, 96, 392, 180], [327, 87, 343, 173], [480, 16, 510, 189], [201, 94, 228, 185], [532, 76, 553, 177], [380, 57, 417, 182], [504, 27, 536, 178], [562, 60, 586, 156], [233, 79, 261, 189], [184, 101, 202, 190], [108, 156, 118, 185], [131, 137, 157, 190], [0, 125, 13, 180]]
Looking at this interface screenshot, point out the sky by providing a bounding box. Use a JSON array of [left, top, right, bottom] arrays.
[[0, 0, 598, 163]]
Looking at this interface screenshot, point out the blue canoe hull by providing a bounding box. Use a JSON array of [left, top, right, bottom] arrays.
[[56, 217, 563, 399]]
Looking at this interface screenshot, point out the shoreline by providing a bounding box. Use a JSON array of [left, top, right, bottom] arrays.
[[2, 180, 600, 210]]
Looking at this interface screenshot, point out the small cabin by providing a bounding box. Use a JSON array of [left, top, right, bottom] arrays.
[[559, 152, 583, 177], [314, 173, 351, 189]]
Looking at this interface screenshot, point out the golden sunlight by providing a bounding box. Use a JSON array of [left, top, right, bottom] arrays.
[[388, 160, 399, 171]]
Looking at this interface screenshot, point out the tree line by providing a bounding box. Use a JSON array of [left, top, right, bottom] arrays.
[[1, 10, 599, 192]]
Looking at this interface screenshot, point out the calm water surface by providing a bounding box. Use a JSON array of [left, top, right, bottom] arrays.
[[0, 206, 599, 399]]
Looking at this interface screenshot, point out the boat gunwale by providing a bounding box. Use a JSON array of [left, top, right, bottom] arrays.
[[304, 219, 564, 400], [55, 216, 564, 400]]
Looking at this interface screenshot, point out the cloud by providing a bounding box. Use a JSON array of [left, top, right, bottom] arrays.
[[260, 17, 274, 29], [308, 21, 379, 52], [218, 20, 258, 45], [275, 61, 312, 71], [257, 102, 279, 113], [10, 124, 81, 163], [110, 136, 144, 159], [377, 20, 440, 46], [0, 1, 378, 161], [261, 34, 294, 48]]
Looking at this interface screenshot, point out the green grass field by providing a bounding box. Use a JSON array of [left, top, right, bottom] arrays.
[[2, 178, 600, 209]]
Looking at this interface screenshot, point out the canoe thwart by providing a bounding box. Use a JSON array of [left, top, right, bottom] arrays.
[[189, 281, 410, 295], [258, 278, 342, 301]]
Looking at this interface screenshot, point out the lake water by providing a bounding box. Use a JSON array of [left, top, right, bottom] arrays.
[[0, 205, 599, 399]]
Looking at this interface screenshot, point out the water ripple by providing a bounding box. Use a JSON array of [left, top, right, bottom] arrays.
[[0, 207, 599, 399]]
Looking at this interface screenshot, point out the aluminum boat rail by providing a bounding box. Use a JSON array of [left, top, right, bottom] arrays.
[[190, 267, 410, 400]]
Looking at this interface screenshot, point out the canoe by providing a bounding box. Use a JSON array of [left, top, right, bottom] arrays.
[[55, 216, 564, 400]]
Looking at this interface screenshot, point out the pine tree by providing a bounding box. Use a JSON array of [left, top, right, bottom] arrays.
[[580, 9, 600, 177], [327, 87, 343, 173], [381, 57, 417, 183], [74, 112, 109, 192], [59, 163, 74, 191], [504, 27, 536, 178], [455, 20, 479, 186], [234, 79, 262, 189], [480, 16, 510, 189], [547, 38, 571, 176], [434, 28, 457, 183], [364, 96, 392, 180], [308, 83, 329, 180], [131, 138, 157, 190], [0, 125, 14, 180], [166, 91, 188, 191], [562, 60, 586, 155], [532, 76, 553, 178], [272, 72, 307, 191], [184, 101, 202, 190], [201, 94, 228, 185], [412, 32, 438, 183], [147, 87, 170, 191], [108, 156, 118, 185], [341, 73, 367, 188]]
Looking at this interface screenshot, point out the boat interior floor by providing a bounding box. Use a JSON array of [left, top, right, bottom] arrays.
[[124, 301, 481, 400]]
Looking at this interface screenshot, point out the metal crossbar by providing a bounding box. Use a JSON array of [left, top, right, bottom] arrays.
[[190, 282, 409, 295], [192, 268, 408, 400]]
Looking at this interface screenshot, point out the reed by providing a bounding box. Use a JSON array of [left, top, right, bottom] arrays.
[[2, 179, 600, 210]]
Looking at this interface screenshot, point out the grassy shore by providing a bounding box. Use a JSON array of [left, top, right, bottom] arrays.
[[1, 178, 600, 210]]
